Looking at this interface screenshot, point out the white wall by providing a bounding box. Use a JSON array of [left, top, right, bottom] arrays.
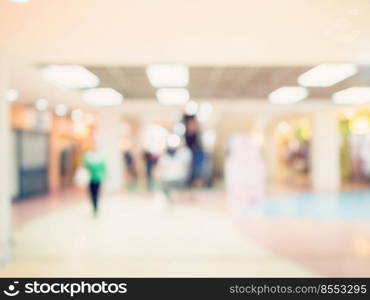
[[9, 130, 18, 200], [0, 52, 11, 262], [0, 0, 370, 65]]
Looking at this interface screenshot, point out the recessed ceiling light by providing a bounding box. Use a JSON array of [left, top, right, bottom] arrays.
[[54, 104, 68, 117], [5, 89, 19, 102], [269, 86, 308, 104], [41, 65, 100, 89], [11, 0, 29, 3], [83, 88, 123, 106], [332, 87, 370, 104], [35, 98, 48, 111], [156, 88, 190, 105], [146, 64, 189, 88], [298, 64, 358, 87]]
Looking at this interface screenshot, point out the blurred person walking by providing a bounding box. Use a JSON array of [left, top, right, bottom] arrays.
[[83, 147, 106, 216], [184, 116, 205, 187], [157, 138, 191, 202], [123, 150, 138, 190], [143, 151, 158, 191]]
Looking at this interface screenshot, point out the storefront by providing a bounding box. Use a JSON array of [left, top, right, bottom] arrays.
[[10, 105, 50, 200], [339, 108, 370, 185], [273, 117, 312, 187], [10, 104, 95, 200]]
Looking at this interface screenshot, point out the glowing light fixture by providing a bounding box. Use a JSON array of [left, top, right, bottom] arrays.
[[269, 87, 308, 104], [54, 104, 68, 117], [142, 124, 169, 154], [35, 98, 48, 111], [350, 116, 370, 135], [83, 88, 123, 106], [156, 88, 189, 105], [146, 64, 189, 87], [185, 101, 198, 115], [41, 65, 100, 89], [11, 0, 29, 3], [167, 134, 181, 148], [298, 64, 358, 87], [333, 87, 370, 104], [5, 89, 18, 102]]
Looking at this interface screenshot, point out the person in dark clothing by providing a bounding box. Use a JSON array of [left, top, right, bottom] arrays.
[[89, 181, 100, 212], [83, 150, 106, 215], [124, 151, 137, 189], [143, 151, 158, 191], [184, 116, 205, 187], [184, 116, 202, 150]]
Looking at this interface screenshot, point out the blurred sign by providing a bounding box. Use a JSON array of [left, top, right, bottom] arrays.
[[225, 134, 265, 211]]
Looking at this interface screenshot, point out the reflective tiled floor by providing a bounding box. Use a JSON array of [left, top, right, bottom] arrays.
[[0, 191, 313, 277], [260, 190, 370, 220], [1, 188, 370, 277], [237, 189, 370, 277]]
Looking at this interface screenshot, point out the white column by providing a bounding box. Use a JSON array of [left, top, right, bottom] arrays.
[[264, 126, 278, 184], [0, 53, 11, 263], [311, 110, 340, 192], [95, 109, 124, 193]]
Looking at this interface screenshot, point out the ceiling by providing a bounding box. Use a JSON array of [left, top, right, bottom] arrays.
[[1, 0, 370, 65], [87, 66, 370, 100], [2, 0, 370, 108]]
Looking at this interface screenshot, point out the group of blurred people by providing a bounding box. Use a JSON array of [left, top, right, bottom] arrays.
[[125, 116, 212, 198], [82, 115, 213, 216]]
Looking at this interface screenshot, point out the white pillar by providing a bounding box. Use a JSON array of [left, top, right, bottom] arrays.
[[0, 53, 11, 263], [311, 110, 340, 192], [264, 126, 278, 184], [95, 109, 124, 193]]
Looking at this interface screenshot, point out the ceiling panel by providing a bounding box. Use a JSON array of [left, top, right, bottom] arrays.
[[86, 66, 370, 100]]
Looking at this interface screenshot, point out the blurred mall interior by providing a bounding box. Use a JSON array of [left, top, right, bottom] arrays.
[[1, 0, 370, 277]]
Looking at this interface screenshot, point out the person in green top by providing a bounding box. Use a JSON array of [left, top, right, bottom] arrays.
[[83, 148, 106, 215]]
